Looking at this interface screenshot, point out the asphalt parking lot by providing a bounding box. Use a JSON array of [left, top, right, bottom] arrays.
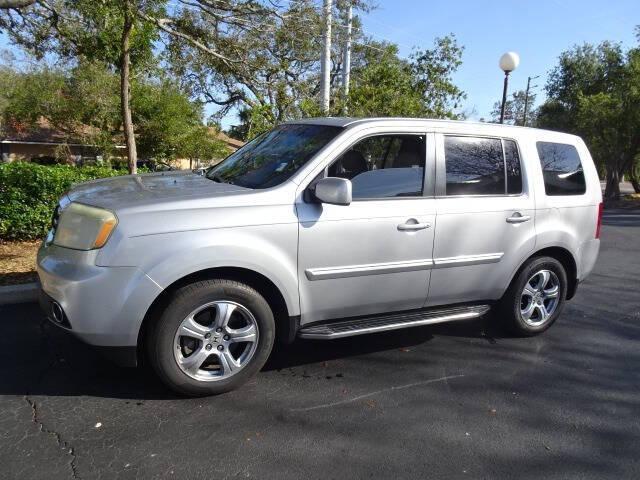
[[1, 209, 639, 480]]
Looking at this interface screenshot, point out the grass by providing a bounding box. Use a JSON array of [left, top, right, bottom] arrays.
[[0, 241, 40, 286]]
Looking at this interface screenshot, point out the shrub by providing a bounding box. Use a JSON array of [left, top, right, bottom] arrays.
[[0, 162, 129, 241]]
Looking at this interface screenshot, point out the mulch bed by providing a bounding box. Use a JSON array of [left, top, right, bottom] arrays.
[[0, 241, 40, 286], [604, 193, 640, 209]]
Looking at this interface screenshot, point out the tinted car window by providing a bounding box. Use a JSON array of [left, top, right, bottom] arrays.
[[536, 142, 586, 195], [207, 124, 341, 189], [445, 136, 504, 195], [328, 135, 425, 199], [504, 139, 523, 194]]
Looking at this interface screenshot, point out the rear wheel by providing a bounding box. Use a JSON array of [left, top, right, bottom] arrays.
[[498, 256, 568, 336], [148, 279, 275, 396]]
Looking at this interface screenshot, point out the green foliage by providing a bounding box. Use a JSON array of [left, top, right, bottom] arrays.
[[0, 162, 127, 240], [233, 35, 466, 141], [537, 35, 640, 197], [338, 43, 425, 117], [0, 62, 225, 163], [490, 90, 536, 126], [132, 80, 227, 161], [410, 34, 466, 118], [179, 126, 230, 166], [0, 0, 161, 71]]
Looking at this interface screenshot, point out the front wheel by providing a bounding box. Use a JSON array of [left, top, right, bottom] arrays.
[[498, 256, 568, 336], [148, 279, 275, 396]]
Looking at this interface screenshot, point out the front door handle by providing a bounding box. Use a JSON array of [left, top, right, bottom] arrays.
[[398, 221, 431, 231], [506, 213, 531, 224]]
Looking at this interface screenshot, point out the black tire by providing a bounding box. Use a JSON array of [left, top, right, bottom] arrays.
[[498, 256, 568, 336], [147, 279, 275, 396]]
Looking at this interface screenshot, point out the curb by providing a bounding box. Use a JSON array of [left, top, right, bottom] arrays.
[[0, 282, 39, 306]]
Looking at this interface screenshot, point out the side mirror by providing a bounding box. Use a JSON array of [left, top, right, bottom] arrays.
[[313, 177, 352, 206]]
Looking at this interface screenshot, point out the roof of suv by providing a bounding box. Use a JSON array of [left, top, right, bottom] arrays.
[[285, 117, 573, 138]]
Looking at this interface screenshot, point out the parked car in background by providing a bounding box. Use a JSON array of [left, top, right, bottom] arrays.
[[136, 159, 173, 172], [37, 118, 602, 396]]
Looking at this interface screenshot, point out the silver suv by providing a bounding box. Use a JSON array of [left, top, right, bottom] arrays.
[[37, 118, 603, 395]]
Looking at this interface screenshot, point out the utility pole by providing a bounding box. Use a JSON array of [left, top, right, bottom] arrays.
[[342, 2, 353, 101], [522, 75, 539, 127], [320, 0, 332, 114]]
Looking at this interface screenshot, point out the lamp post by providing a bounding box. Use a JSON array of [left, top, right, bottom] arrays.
[[499, 52, 520, 124]]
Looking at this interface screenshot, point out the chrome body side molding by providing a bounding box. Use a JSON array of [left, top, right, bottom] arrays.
[[432, 252, 504, 268], [305, 259, 433, 281], [305, 253, 504, 281]]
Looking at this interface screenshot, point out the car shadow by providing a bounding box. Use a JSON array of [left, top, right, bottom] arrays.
[[0, 302, 505, 400]]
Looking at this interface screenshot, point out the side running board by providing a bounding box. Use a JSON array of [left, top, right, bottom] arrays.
[[298, 305, 490, 340]]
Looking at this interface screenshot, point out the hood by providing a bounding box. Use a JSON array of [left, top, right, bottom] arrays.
[[65, 171, 248, 211]]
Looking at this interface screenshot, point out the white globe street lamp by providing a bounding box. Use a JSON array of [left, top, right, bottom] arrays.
[[499, 52, 520, 124]]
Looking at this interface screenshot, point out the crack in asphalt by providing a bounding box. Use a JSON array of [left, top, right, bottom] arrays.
[[22, 318, 81, 479], [24, 395, 80, 479]]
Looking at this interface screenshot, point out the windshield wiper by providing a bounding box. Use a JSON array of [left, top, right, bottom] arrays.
[[209, 174, 235, 185]]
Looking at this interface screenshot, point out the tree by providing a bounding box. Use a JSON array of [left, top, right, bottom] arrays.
[[410, 34, 466, 118], [179, 126, 230, 169], [537, 37, 640, 198], [0, 0, 161, 173], [227, 34, 466, 140], [1, 62, 227, 164], [1, 0, 302, 170], [490, 89, 537, 126], [132, 79, 228, 162]]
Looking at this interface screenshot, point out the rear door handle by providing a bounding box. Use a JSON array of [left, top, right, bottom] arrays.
[[506, 213, 531, 224], [398, 222, 431, 231]]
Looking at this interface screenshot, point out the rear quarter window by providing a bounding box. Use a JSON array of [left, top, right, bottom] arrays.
[[536, 142, 586, 196]]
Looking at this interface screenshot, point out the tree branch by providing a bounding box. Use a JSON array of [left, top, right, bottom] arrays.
[[137, 11, 239, 67]]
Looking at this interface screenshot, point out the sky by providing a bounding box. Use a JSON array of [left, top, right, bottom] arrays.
[[360, 0, 639, 120], [1, 0, 638, 127]]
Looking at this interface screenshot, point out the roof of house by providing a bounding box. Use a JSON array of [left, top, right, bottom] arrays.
[[1, 118, 246, 149], [213, 130, 245, 149], [1, 118, 98, 146]]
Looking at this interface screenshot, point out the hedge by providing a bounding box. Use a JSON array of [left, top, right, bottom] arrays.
[[0, 162, 130, 241]]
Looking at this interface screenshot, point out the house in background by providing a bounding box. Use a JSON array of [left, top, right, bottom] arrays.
[[0, 118, 108, 165], [1, 118, 244, 168]]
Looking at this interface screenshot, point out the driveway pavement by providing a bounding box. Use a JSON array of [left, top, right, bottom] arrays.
[[1, 209, 639, 479]]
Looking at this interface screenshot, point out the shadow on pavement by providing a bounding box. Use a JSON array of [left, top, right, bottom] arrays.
[[602, 209, 640, 227], [0, 302, 503, 400]]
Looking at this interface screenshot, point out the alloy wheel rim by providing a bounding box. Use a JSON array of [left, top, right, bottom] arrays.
[[520, 269, 560, 327], [173, 300, 259, 382]]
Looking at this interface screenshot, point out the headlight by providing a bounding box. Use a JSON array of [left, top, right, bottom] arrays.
[[53, 203, 118, 250]]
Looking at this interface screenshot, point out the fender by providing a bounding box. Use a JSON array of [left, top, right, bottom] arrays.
[[503, 238, 578, 297], [106, 225, 301, 324]]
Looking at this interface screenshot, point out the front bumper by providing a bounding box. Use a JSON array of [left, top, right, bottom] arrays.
[[37, 242, 163, 359]]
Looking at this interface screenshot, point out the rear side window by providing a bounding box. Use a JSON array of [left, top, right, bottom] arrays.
[[444, 136, 523, 196], [536, 142, 586, 196], [504, 140, 522, 194]]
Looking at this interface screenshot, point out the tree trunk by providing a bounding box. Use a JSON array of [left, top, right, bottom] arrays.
[[604, 165, 620, 200], [120, 2, 137, 175], [629, 162, 640, 194]]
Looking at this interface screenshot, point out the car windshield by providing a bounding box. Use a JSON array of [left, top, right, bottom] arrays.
[[206, 124, 342, 189]]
